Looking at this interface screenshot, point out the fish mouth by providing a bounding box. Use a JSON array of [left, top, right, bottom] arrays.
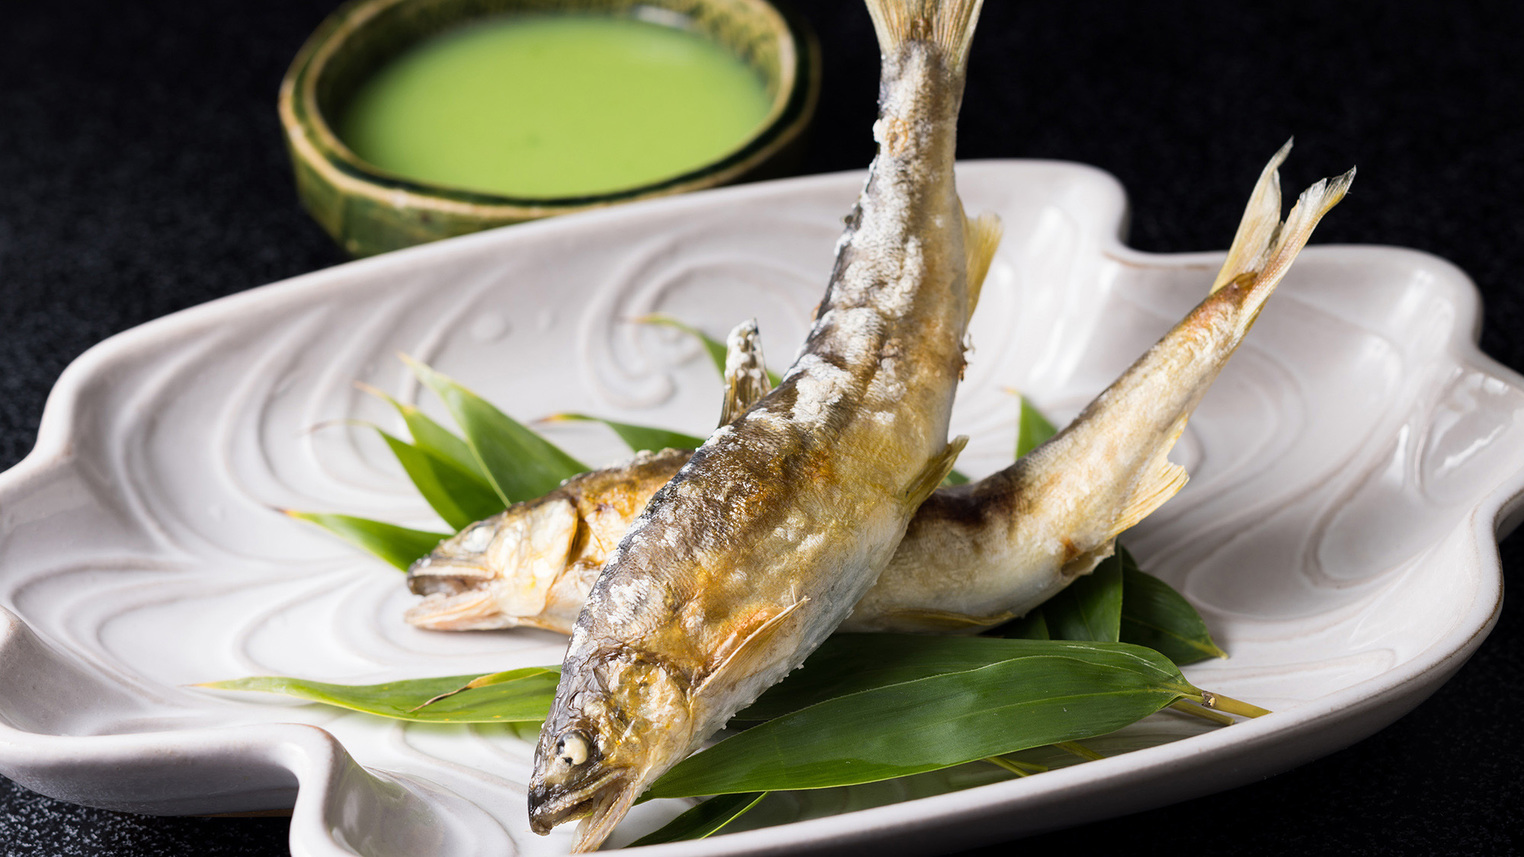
[[406, 556, 496, 598], [404, 559, 512, 630], [528, 767, 638, 850], [401, 589, 507, 630]]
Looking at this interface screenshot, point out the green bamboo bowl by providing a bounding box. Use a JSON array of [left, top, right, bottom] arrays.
[[280, 0, 820, 257]]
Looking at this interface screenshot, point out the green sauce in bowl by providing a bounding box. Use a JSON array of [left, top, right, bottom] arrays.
[[338, 15, 773, 198], [281, 0, 818, 256]]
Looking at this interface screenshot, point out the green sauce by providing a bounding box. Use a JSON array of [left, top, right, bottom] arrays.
[[338, 15, 773, 198]]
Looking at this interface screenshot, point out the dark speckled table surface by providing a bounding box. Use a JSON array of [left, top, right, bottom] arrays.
[[2, 1, 1521, 854]]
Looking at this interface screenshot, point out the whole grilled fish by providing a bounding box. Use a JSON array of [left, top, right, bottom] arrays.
[[851, 141, 1354, 630], [408, 144, 1351, 637], [525, 1, 988, 849]]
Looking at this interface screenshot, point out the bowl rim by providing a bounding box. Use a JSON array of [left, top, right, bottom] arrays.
[[277, 0, 821, 219]]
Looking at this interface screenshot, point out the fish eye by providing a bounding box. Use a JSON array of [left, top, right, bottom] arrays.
[[458, 523, 494, 554], [555, 731, 591, 767]]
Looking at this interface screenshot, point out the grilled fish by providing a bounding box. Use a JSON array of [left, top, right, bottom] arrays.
[[525, 1, 988, 849], [408, 143, 1351, 637], [852, 141, 1354, 630], [405, 320, 774, 634]]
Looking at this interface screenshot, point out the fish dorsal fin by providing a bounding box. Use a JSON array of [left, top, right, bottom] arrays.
[[719, 319, 772, 426], [903, 435, 969, 508], [962, 208, 1003, 320], [695, 597, 810, 696]]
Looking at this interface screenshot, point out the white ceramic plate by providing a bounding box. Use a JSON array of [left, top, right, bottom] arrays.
[[1, 162, 1521, 856]]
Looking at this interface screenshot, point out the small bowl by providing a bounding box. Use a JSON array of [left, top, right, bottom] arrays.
[[279, 0, 820, 257]]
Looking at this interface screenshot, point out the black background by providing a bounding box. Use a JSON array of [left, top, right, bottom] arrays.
[[2, 1, 1522, 854]]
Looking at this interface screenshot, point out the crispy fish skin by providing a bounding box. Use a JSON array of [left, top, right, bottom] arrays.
[[404, 448, 687, 633], [526, 2, 985, 850], [849, 142, 1356, 630], [406, 145, 1351, 639], [406, 322, 772, 635]]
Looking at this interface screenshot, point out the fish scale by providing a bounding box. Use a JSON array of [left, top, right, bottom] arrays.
[[401, 137, 1351, 857], [523, 0, 988, 851], [406, 151, 1353, 641]]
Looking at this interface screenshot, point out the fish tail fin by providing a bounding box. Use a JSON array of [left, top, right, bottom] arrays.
[[1243, 165, 1356, 325], [962, 207, 1003, 319], [865, 0, 986, 70], [1210, 139, 1291, 295], [1209, 140, 1356, 337]]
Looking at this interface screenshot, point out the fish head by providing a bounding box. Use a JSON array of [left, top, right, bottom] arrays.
[[404, 498, 579, 630], [528, 648, 694, 850]]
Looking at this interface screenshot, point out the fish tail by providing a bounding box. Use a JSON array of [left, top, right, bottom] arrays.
[[1210, 140, 1356, 337], [864, 0, 986, 70], [1210, 140, 1291, 295]]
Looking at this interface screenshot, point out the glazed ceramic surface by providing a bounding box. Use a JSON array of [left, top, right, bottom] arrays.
[[0, 162, 1519, 856]]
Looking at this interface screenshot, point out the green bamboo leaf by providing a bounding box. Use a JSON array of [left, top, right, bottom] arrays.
[[713, 762, 1025, 836], [377, 430, 506, 531], [199, 667, 560, 723], [402, 405, 484, 476], [1014, 394, 1059, 459], [403, 356, 587, 505], [1040, 549, 1124, 643], [630, 792, 768, 846], [941, 469, 970, 486], [1119, 548, 1227, 665], [285, 510, 446, 571], [648, 638, 1193, 798], [545, 413, 705, 454], [639, 314, 783, 388], [361, 382, 488, 481], [739, 634, 1174, 723]]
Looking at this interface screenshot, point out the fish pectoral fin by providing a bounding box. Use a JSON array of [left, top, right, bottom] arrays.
[[695, 597, 810, 696], [904, 436, 969, 508], [719, 319, 772, 426], [962, 208, 1004, 320], [1110, 455, 1189, 539]]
